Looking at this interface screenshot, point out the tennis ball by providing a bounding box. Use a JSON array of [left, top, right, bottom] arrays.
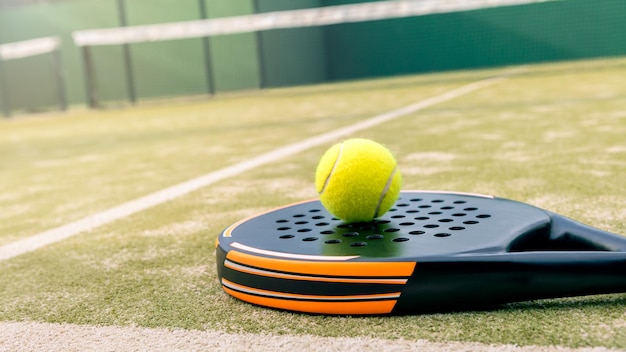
[[315, 138, 402, 223]]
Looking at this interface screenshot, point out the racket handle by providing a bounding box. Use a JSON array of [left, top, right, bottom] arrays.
[[548, 212, 626, 251], [397, 252, 626, 313]]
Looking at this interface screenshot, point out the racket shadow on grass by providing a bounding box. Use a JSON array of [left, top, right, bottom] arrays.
[[216, 191, 626, 315], [501, 293, 626, 313]]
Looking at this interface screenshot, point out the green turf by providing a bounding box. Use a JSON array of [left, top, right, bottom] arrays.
[[0, 57, 625, 348], [0, 74, 465, 246]]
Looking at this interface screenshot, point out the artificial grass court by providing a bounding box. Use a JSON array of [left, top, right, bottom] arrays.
[[0, 57, 625, 349]]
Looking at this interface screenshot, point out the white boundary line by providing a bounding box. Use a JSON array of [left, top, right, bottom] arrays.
[[0, 74, 507, 261], [0, 321, 620, 352]]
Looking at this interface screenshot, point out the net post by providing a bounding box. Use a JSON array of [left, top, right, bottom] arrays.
[[198, 0, 215, 95], [81, 46, 99, 109], [0, 58, 11, 117], [51, 47, 68, 112], [117, 0, 137, 105]]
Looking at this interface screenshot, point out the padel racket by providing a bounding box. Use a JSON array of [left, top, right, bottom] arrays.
[[215, 191, 626, 315]]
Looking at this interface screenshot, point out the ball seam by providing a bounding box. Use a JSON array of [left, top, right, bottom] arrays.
[[318, 142, 344, 196], [373, 166, 397, 219]]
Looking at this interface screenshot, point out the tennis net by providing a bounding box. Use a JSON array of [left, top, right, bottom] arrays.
[[70, 0, 565, 107], [0, 36, 66, 117]]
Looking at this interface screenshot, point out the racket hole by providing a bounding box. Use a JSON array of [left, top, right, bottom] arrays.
[[302, 237, 318, 241], [399, 222, 415, 226], [297, 228, 312, 233], [441, 206, 454, 210], [418, 205, 432, 209], [393, 238, 409, 242], [428, 211, 442, 215], [350, 241, 368, 247], [295, 221, 308, 225], [464, 207, 478, 211], [391, 215, 406, 219], [410, 198, 423, 202], [293, 214, 306, 218], [409, 230, 425, 235], [452, 213, 466, 217], [312, 215, 325, 220], [397, 203, 410, 207], [279, 235, 295, 239], [366, 234, 384, 240], [463, 220, 479, 225], [277, 227, 291, 231], [325, 239, 342, 244], [343, 232, 359, 237], [415, 216, 429, 221], [276, 219, 289, 223], [453, 200, 467, 204], [320, 230, 335, 234], [477, 214, 492, 218], [374, 219, 390, 225], [406, 210, 419, 213], [315, 222, 330, 226], [450, 226, 465, 231], [434, 233, 451, 237], [438, 219, 453, 223], [424, 224, 439, 229], [384, 228, 400, 233], [309, 209, 321, 213], [431, 199, 444, 203]]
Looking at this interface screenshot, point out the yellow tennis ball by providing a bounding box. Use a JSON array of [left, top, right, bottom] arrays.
[[315, 138, 402, 223]]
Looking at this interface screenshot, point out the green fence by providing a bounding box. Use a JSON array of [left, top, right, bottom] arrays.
[[0, 0, 625, 115], [324, 0, 626, 80], [0, 0, 121, 113]]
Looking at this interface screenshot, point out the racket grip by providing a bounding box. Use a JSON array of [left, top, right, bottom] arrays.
[[397, 251, 626, 313]]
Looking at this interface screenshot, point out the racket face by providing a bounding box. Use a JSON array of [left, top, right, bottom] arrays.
[[218, 191, 551, 260], [215, 191, 563, 314]]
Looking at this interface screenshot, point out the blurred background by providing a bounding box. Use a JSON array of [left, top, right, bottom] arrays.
[[0, 0, 625, 116]]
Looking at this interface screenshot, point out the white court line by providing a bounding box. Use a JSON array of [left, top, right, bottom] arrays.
[[0, 74, 508, 261], [0, 321, 620, 352]]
